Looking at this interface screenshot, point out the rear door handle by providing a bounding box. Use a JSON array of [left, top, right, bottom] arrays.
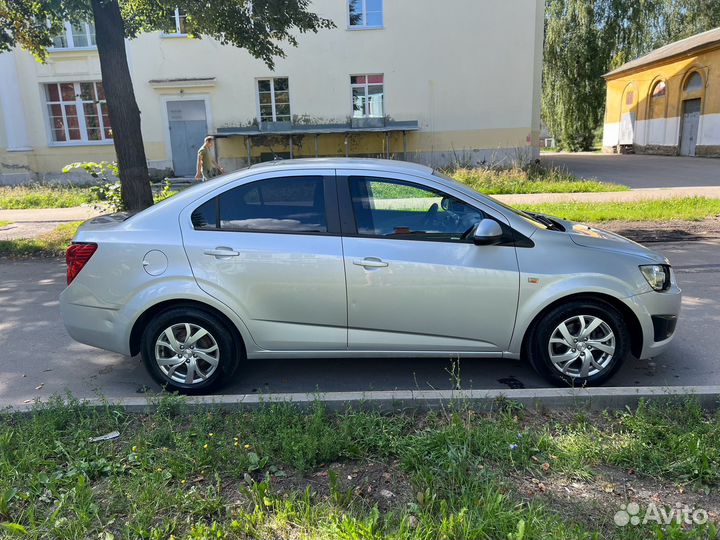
[[353, 257, 389, 268], [204, 247, 240, 258]]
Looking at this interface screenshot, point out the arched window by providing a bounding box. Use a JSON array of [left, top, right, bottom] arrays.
[[651, 81, 666, 98], [684, 72, 703, 93], [649, 80, 667, 119]]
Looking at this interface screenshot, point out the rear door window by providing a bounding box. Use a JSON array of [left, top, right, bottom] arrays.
[[192, 176, 329, 233]]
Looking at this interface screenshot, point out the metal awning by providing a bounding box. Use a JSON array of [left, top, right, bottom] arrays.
[[215, 120, 419, 137], [214, 120, 420, 161]]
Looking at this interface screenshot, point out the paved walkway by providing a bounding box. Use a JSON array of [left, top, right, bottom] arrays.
[[0, 206, 102, 241], [496, 186, 720, 205], [1, 186, 719, 232], [541, 152, 720, 189], [0, 206, 100, 223]]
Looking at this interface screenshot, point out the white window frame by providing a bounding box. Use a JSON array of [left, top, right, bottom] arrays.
[[161, 8, 188, 37], [256, 77, 291, 123], [45, 82, 113, 146], [350, 74, 384, 118], [49, 21, 96, 50], [347, 0, 383, 29]]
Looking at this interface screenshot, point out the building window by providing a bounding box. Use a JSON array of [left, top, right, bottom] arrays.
[[348, 0, 383, 28], [649, 81, 667, 119], [50, 22, 96, 49], [351, 74, 384, 118], [684, 72, 703, 93], [651, 81, 666, 98], [257, 78, 291, 123], [45, 82, 112, 143], [163, 8, 188, 36]]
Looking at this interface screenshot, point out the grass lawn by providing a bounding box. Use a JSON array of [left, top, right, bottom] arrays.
[[1, 396, 718, 539], [0, 222, 81, 258], [0, 185, 97, 210], [0, 167, 625, 212], [449, 166, 627, 195], [0, 220, 11, 227], [517, 197, 720, 222]]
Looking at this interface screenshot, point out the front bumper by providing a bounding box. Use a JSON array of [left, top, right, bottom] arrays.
[[627, 284, 682, 359]]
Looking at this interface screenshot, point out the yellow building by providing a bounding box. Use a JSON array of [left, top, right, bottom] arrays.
[[0, 0, 545, 184], [602, 27, 720, 157]]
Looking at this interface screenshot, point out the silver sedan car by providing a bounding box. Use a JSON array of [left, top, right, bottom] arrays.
[[60, 158, 681, 393]]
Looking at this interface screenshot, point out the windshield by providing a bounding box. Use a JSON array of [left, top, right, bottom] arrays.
[[433, 170, 547, 229]]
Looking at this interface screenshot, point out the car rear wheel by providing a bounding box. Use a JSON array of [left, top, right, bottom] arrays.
[[141, 307, 240, 394], [526, 299, 630, 387]]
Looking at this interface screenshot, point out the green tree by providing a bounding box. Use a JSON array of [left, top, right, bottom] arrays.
[[655, 0, 720, 44], [542, 0, 609, 151], [0, 0, 333, 211], [542, 0, 719, 152]]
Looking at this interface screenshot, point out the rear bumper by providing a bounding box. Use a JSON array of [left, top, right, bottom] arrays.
[[627, 284, 682, 359], [59, 293, 131, 356]]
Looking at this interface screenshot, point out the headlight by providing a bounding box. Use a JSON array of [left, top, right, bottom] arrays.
[[640, 264, 671, 291]]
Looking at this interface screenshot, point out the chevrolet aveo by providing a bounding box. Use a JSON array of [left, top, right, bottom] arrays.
[[59, 159, 681, 393]]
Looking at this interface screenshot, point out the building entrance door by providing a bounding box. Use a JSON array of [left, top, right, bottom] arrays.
[[167, 100, 208, 176], [680, 98, 701, 157]]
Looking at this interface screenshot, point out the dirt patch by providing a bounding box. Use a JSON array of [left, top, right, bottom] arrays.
[[223, 460, 414, 513], [510, 464, 720, 536], [593, 218, 720, 243]]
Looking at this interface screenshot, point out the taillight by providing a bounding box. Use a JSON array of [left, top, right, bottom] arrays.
[[66, 243, 98, 285]]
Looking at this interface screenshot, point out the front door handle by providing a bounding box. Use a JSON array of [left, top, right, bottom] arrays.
[[204, 247, 240, 258], [353, 257, 389, 268]]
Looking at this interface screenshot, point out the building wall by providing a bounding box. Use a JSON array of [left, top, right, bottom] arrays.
[[0, 0, 544, 184], [602, 46, 720, 156]]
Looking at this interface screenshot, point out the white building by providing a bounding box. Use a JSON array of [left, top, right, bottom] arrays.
[[0, 0, 545, 183]]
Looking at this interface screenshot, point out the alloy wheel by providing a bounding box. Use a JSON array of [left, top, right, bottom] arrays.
[[154, 323, 220, 385], [547, 314, 615, 378]]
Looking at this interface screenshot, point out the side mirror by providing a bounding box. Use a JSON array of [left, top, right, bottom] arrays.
[[473, 219, 504, 246]]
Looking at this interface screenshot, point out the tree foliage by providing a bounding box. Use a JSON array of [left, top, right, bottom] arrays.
[[543, 0, 720, 151], [0, 0, 334, 210], [1, 0, 333, 65]]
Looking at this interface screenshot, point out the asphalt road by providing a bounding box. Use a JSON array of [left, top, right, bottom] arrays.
[[1, 240, 719, 407], [540, 153, 720, 188]]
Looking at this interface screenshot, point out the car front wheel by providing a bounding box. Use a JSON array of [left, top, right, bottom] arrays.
[[141, 307, 240, 394], [526, 299, 630, 387]]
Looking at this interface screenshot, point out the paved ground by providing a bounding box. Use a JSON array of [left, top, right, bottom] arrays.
[[541, 153, 720, 188], [0, 206, 101, 241], [3, 184, 720, 240], [1, 239, 718, 407]]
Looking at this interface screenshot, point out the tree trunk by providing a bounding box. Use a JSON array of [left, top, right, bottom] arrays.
[[91, 0, 154, 212]]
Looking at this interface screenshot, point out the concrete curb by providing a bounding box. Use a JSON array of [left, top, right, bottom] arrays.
[[3, 385, 719, 414]]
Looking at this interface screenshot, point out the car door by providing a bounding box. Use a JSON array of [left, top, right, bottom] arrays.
[[181, 170, 347, 350], [338, 170, 520, 353]]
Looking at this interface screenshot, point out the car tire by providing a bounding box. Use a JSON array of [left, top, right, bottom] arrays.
[[141, 307, 241, 394], [526, 298, 630, 387]]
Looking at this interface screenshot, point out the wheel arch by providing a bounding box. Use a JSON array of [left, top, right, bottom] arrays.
[[520, 292, 643, 360], [129, 299, 247, 358]]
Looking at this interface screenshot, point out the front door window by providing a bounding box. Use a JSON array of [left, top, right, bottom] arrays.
[[349, 176, 485, 241]]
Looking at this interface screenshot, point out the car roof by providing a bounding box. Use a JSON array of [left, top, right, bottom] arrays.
[[248, 157, 434, 175], [129, 157, 536, 239]]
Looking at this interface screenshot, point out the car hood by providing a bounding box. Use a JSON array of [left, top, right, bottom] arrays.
[[544, 215, 669, 264]]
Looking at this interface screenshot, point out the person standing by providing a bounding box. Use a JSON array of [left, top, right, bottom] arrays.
[[195, 136, 224, 181]]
